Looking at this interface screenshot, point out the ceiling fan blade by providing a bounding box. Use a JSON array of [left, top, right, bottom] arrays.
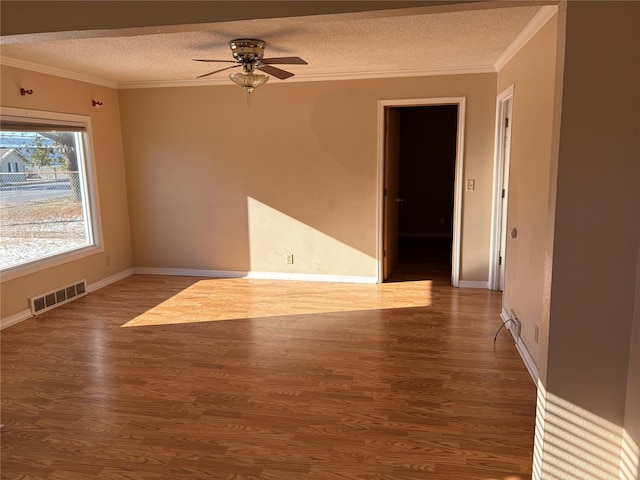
[[258, 64, 295, 80], [197, 64, 240, 79], [261, 57, 308, 65], [193, 59, 238, 63]]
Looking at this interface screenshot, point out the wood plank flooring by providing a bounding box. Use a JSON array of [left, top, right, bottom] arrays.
[[1, 266, 536, 479]]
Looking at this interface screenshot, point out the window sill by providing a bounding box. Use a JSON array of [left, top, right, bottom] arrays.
[[0, 244, 104, 283]]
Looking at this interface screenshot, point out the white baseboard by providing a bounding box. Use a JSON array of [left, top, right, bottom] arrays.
[[87, 268, 134, 292], [133, 267, 246, 278], [245, 271, 377, 284], [1, 268, 134, 330], [500, 307, 539, 384], [458, 280, 489, 289], [133, 267, 377, 284], [0, 309, 32, 330], [516, 337, 539, 384], [500, 307, 514, 337]]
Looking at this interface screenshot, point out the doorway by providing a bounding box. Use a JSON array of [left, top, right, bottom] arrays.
[[378, 98, 466, 285], [489, 86, 514, 291]]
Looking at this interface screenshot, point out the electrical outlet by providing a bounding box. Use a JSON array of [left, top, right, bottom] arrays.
[[509, 309, 521, 340], [512, 317, 521, 339], [286, 254, 294, 264]]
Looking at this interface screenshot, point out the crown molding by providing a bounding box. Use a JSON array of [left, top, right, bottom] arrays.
[[271, 65, 497, 83], [0, 56, 118, 89], [118, 65, 496, 89], [2, 56, 496, 91], [494, 4, 558, 72]]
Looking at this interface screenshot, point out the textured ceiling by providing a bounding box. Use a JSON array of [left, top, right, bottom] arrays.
[[0, 4, 544, 88]]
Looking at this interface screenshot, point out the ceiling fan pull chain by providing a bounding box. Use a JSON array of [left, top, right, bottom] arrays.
[[247, 91, 251, 109]]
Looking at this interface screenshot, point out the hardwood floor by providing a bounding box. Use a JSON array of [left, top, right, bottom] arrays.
[[1, 267, 536, 479]]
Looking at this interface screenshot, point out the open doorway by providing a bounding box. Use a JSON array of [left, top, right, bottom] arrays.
[[489, 86, 514, 291], [379, 98, 465, 285]]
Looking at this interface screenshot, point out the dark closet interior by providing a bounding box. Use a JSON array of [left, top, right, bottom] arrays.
[[389, 105, 458, 284]]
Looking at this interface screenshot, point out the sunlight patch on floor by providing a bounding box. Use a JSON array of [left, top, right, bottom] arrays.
[[121, 277, 432, 327]]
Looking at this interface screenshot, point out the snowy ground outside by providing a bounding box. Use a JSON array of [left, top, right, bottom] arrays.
[[0, 197, 87, 270]]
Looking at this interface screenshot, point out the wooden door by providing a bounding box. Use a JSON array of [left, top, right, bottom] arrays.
[[383, 108, 401, 280]]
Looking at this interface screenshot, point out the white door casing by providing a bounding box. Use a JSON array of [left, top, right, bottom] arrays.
[[489, 86, 514, 291], [377, 97, 466, 286]]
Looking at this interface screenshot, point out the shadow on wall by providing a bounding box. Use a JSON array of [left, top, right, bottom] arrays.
[[246, 197, 375, 276]]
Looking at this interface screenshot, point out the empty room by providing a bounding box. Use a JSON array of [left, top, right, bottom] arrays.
[[1, 1, 638, 479]]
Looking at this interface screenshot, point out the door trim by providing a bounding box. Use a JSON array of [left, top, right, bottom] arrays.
[[489, 85, 514, 290], [376, 97, 466, 286]]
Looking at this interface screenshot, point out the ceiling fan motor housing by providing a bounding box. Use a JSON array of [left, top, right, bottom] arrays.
[[229, 39, 266, 63]]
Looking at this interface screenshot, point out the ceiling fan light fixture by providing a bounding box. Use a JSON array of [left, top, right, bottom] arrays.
[[229, 71, 269, 93]]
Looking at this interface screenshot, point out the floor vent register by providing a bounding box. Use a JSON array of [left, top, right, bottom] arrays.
[[29, 279, 87, 315]]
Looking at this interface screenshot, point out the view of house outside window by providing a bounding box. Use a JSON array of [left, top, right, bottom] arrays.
[[0, 128, 95, 271]]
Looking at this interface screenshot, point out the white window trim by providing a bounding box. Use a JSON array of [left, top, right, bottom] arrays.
[[0, 107, 103, 282]]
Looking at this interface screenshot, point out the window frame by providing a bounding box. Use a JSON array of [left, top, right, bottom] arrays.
[[0, 107, 103, 282]]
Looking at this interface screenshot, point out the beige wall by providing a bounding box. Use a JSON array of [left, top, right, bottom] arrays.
[[119, 74, 496, 281], [497, 16, 559, 369], [534, 2, 640, 476], [625, 243, 640, 468], [0, 66, 133, 319], [546, 0, 638, 427]]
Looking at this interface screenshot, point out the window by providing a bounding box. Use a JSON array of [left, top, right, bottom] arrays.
[[0, 108, 102, 279]]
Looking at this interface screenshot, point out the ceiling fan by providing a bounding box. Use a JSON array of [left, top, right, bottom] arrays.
[[193, 38, 307, 93]]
